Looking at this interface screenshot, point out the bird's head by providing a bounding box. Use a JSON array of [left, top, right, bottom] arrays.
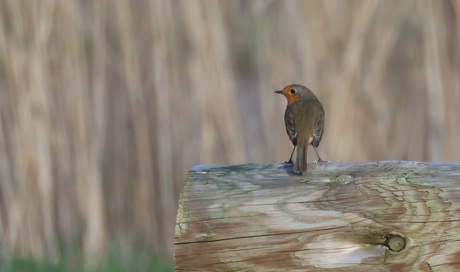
[[275, 84, 315, 104]]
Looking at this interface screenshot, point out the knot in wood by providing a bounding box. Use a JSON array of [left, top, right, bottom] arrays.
[[383, 234, 406, 252], [337, 174, 353, 184]]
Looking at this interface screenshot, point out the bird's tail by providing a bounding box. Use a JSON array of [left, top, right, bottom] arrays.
[[294, 144, 307, 173]]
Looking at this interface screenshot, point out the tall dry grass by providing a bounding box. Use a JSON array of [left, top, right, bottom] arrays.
[[0, 0, 459, 262]]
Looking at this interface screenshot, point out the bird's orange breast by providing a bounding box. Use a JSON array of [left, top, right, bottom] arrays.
[[286, 93, 300, 105]]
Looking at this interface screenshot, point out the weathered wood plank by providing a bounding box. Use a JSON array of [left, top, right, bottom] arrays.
[[174, 161, 460, 271]]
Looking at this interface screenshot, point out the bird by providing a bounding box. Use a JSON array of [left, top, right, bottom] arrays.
[[275, 84, 325, 173]]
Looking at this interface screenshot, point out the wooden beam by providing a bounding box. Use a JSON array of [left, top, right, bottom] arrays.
[[174, 161, 460, 271]]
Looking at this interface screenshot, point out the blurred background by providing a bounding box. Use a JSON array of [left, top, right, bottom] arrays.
[[0, 0, 459, 270]]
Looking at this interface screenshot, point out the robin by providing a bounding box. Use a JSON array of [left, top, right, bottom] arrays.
[[275, 84, 325, 173]]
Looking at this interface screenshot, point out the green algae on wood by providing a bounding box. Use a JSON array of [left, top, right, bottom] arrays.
[[175, 161, 460, 271]]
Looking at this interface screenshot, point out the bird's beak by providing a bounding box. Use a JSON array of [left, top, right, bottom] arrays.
[[274, 90, 283, 94]]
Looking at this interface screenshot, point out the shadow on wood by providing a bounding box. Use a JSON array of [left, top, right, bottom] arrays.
[[174, 161, 460, 271]]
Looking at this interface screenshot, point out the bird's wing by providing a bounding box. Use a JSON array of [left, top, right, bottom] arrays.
[[312, 103, 324, 148], [285, 108, 297, 146]]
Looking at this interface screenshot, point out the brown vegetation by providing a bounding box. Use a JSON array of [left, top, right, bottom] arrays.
[[0, 0, 459, 261]]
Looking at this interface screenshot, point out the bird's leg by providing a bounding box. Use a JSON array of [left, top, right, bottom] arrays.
[[313, 146, 327, 163], [286, 146, 296, 164]]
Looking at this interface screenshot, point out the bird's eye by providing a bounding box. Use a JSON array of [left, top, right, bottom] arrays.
[[290, 89, 296, 94]]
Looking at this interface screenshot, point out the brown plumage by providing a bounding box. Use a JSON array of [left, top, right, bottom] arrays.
[[275, 84, 325, 173]]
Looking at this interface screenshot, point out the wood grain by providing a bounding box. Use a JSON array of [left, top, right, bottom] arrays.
[[174, 161, 460, 271]]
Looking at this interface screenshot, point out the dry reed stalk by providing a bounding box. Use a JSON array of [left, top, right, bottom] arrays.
[[0, 0, 56, 258], [113, 0, 157, 252], [423, 0, 445, 162], [56, 0, 107, 262], [182, 1, 246, 165], [149, 0, 176, 254]]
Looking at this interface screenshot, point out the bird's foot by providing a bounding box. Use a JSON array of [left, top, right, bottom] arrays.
[[314, 158, 330, 164]]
